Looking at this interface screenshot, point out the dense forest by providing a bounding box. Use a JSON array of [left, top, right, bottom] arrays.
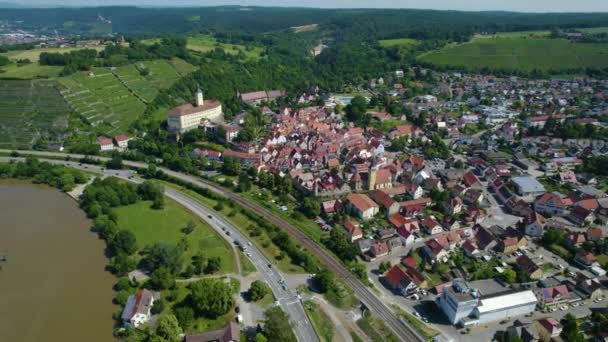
[[3, 6, 608, 39]]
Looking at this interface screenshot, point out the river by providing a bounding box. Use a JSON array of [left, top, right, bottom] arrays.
[[0, 182, 115, 342]]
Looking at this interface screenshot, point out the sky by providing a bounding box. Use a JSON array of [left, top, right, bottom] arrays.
[[11, 0, 608, 12]]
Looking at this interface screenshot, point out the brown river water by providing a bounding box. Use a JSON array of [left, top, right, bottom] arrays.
[[0, 182, 116, 342]]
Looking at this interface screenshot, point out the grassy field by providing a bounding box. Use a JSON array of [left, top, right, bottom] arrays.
[[186, 35, 263, 60], [476, 31, 550, 39], [158, 181, 307, 274], [169, 57, 197, 75], [579, 27, 608, 34], [0, 63, 63, 79], [418, 36, 608, 71], [379, 38, 418, 48], [304, 301, 335, 342], [0, 79, 70, 148], [1, 46, 105, 63], [112, 59, 190, 103], [391, 304, 439, 340], [357, 314, 399, 342], [113, 198, 237, 274], [58, 67, 145, 135]]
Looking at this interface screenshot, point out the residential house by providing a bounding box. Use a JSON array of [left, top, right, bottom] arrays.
[[505, 321, 540, 342], [114, 134, 131, 149], [523, 212, 546, 237], [422, 217, 443, 235], [568, 206, 595, 226], [565, 233, 586, 248], [422, 239, 449, 262], [370, 190, 400, 217], [586, 227, 604, 241], [185, 322, 240, 342], [385, 265, 427, 295], [445, 196, 464, 216], [516, 255, 543, 280], [463, 171, 481, 188], [121, 289, 155, 328], [400, 197, 431, 216], [535, 286, 570, 310], [576, 279, 604, 300], [574, 251, 596, 268], [534, 193, 567, 216], [322, 199, 343, 215], [97, 136, 115, 151], [346, 193, 379, 220], [371, 241, 389, 258], [535, 318, 562, 341], [462, 240, 480, 258], [343, 220, 363, 242]]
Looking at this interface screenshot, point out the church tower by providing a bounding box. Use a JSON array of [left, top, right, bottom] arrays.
[[368, 166, 377, 191], [195, 87, 204, 107]]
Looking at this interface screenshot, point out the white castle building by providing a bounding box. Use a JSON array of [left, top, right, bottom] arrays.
[[167, 88, 223, 134]]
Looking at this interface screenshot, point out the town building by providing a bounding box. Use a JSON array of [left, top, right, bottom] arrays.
[[96, 136, 115, 151], [346, 193, 379, 220]]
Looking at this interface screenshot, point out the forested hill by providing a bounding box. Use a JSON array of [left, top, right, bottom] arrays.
[[3, 6, 608, 38]]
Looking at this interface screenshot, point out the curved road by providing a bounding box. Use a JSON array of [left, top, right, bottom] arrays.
[[0, 149, 426, 342]]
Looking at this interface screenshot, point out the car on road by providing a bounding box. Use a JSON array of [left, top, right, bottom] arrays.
[[207, 215, 212, 219], [267, 264, 272, 268], [247, 242, 252, 246], [246, 253, 251, 257], [226, 231, 231, 236]]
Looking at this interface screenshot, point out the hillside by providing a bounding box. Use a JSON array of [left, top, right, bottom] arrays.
[[418, 34, 608, 72]]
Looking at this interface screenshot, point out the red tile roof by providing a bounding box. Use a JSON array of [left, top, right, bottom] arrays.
[[347, 193, 379, 213], [169, 100, 221, 117]]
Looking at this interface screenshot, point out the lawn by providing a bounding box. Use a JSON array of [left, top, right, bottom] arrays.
[[0, 79, 70, 148], [379, 38, 418, 48], [113, 198, 237, 274], [158, 181, 307, 274], [597, 254, 608, 267], [0, 63, 62, 79], [1, 46, 105, 63], [58, 68, 145, 135], [418, 36, 608, 72], [186, 35, 263, 60], [304, 301, 335, 342], [391, 304, 439, 340]]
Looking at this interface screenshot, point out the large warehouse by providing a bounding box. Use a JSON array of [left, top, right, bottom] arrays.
[[438, 279, 537, 327]]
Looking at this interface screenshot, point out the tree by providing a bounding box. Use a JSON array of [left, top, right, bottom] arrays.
[[313, 268, 335, 293], [188, 278, 235, 318], [110, 230, 137, 255], [205, 256, 221, 274], [174, 306, 195, 330], [323, 227, 359, 262], [182, 220, 196, 234], [110, 253, 137, 276], [502, 268, 517, 284], [155, 314, 182, 342], [345, 95, 368, 124], [561, 313, 584, 342], [249, 280, 271, 301], [263, 307, 296, 342], [151, 298, 166, 315], [149, 266, 176, 290], [106, 156, 124, 170], [300, 198, 320, 218], [142, 242, 183, 274]]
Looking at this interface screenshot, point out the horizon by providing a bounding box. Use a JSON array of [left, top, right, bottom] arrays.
[[5, 0, 608, 13]]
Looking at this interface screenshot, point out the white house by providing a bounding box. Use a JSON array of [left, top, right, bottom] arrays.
[[121, 289, 155, 328], [96, 136, 115, 151], [114, 135, 131, 149]]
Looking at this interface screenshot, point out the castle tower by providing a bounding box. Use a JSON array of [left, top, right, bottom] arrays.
[[195, 87, 204, 107]]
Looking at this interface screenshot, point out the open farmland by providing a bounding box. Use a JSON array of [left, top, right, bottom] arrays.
[[112, 59, 189, 103], [418, 37, 608, 72], [379, 38, 418, 48], [0, 79, 70, 148], [58, 68, 145, 135], [186, 35, 263, 60], [1, 46, 105, 63], [0, 64, 63, 79]]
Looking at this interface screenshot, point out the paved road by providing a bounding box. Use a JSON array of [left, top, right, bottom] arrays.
[[0, 149, 427, 342], [0, 156, 318, 342]]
